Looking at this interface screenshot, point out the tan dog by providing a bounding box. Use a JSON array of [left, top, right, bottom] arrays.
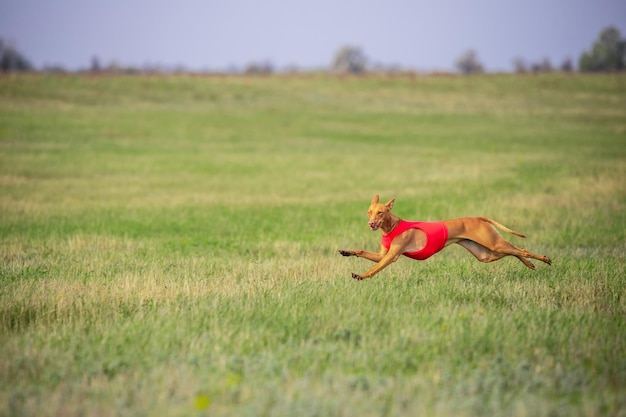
[[339, 195, 551, 280]]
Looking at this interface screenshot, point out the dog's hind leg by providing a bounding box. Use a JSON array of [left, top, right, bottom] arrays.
[[456, 239, 506, 263], [452, 219, 552, 267], [491, 239, 550, 268], [456, 239, 537, 269]]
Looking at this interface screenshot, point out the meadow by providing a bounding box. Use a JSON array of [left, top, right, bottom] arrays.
[[0, 72, 624, 417]]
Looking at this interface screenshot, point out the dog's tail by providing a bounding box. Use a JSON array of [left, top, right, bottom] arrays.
[[479, 217, 526, 238]]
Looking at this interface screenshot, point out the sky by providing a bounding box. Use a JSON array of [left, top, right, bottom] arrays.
[[1, 0, 625, 72]]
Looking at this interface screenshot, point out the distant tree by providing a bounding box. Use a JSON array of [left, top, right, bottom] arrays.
[[455, 50, 484, 74], [91, 56, 101, 72], [0, 39, 33, 72], [531, 57, 553, 73], [579, 26, 625, 72], [512, 57, 527, 73], [244, 60, 273, 75], [560, 58, 574, 72], [331, 46, 367, 74]]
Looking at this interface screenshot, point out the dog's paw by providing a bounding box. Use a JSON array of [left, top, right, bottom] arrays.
[[351, 272, 363, 280]]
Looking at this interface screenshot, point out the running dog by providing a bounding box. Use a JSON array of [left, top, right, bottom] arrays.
[[339, 195, 551, 280]]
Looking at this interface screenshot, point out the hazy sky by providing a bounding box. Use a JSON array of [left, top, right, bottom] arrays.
[[1, 0, 625, 72]]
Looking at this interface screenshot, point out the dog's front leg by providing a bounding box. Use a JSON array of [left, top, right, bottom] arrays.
[[351, 251, 401, 280], [338, 248, 385, 263]]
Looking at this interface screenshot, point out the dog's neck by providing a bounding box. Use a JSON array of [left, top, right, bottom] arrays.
[[381, 213, 403, 235]]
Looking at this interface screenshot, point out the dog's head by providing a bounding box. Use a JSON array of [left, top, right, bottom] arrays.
[[367, 194, 395, 231]]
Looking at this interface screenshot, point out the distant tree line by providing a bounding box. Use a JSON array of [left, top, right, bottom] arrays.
[[510, 56, 574, 74], [454, 26, 624, 74], [336, 26, 625, 75], [1, 26, 624, 74]]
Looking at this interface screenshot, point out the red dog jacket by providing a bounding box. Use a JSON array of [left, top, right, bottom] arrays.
[[381, 220, 449, 260]]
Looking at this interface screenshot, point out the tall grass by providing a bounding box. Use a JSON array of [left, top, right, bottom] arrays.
[[1, 73, 625, 416]]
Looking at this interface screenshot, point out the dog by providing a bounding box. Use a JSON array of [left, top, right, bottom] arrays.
[[339, 195, 551, 280]]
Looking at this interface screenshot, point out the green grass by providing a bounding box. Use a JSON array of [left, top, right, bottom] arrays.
[[1, 73, 625, 417]]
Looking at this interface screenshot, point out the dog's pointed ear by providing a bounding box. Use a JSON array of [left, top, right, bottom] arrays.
[[371, 194, 380, 205], [385, 198, 395, 210]]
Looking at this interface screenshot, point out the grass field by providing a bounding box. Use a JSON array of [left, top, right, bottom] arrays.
[[0, 73, 625, 417]]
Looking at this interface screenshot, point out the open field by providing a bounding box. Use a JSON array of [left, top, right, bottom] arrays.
[[1, 73, 625, 416]]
